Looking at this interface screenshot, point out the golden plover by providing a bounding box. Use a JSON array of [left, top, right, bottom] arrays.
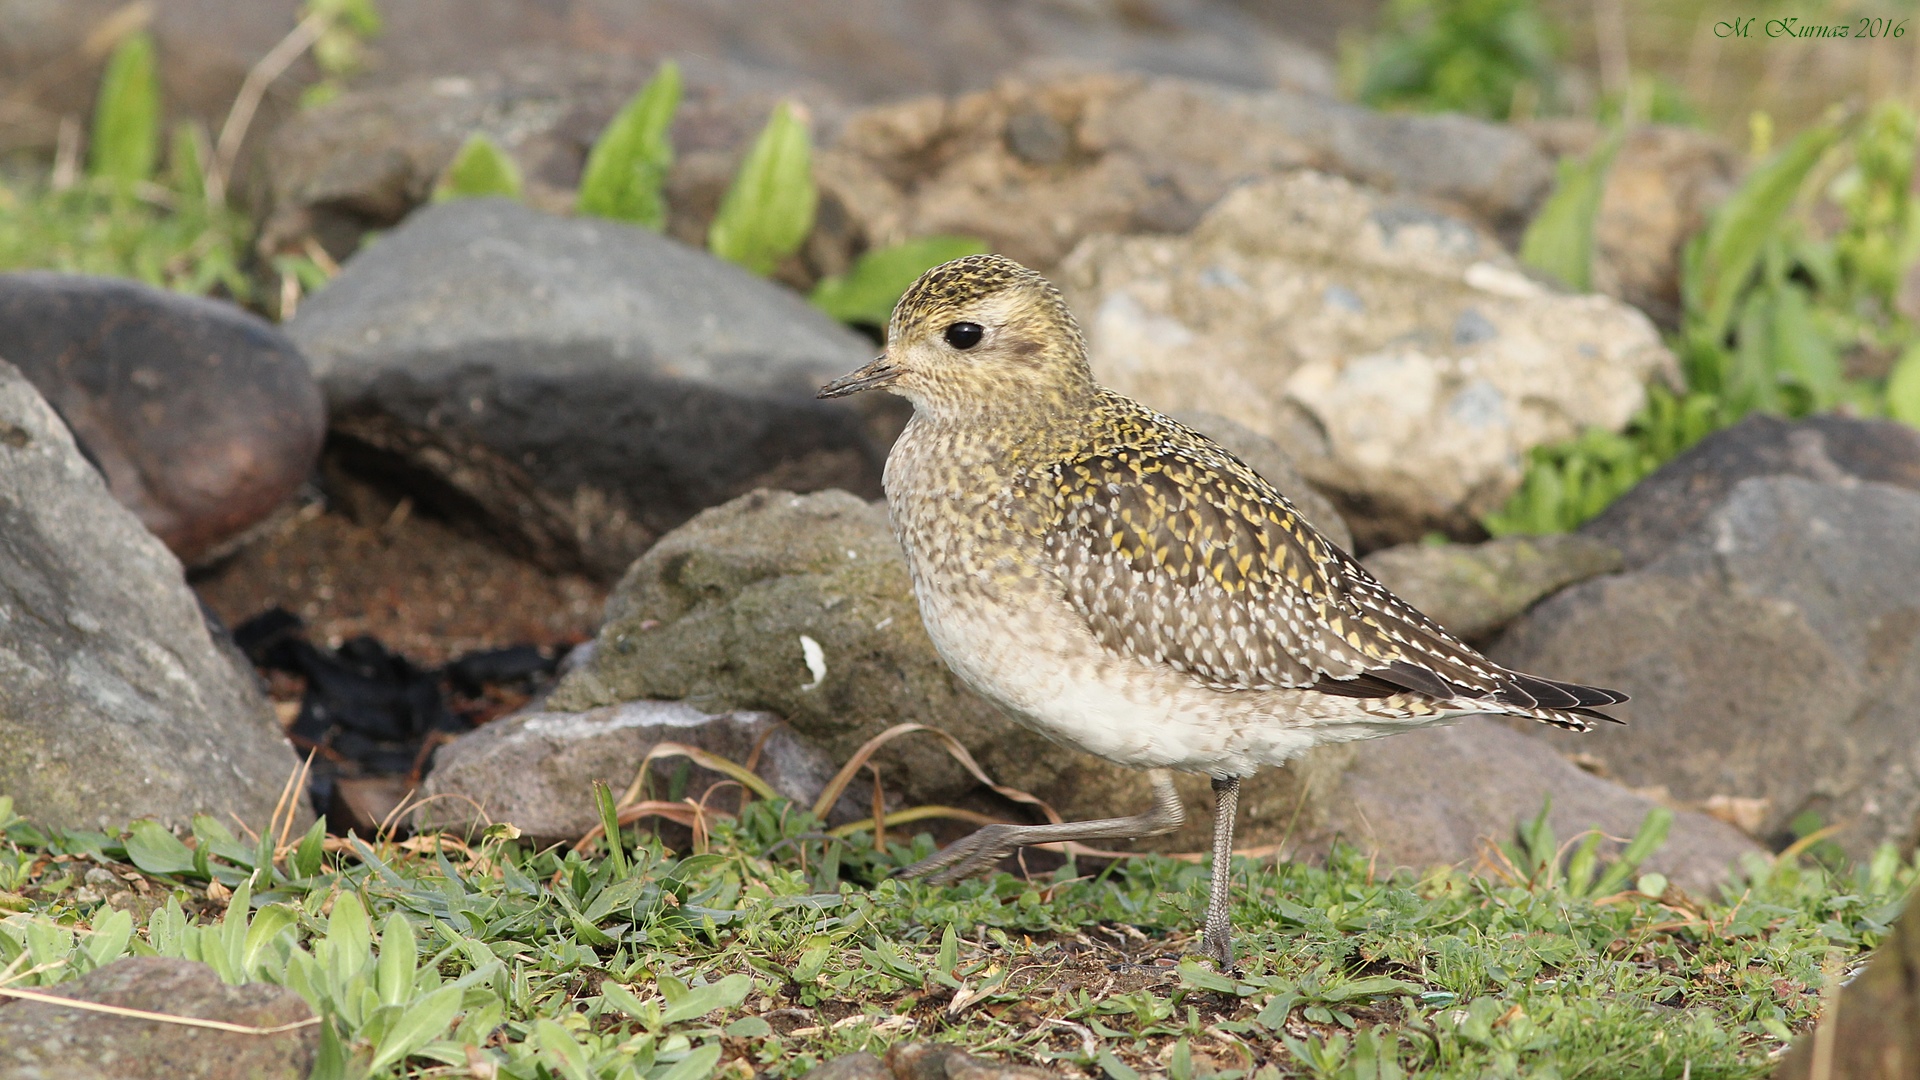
[[818, 254, 1625, 966]]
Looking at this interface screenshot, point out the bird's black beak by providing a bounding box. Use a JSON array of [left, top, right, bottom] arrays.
[[817, 355, 900, 399]]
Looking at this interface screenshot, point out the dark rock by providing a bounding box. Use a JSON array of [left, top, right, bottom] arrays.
[[0, 359, 304, 834], [1289, 719, 1760, 894], [819, 73, 1556, 277], [804, 1051, 893, 1080], [1495, 476, 1920, 859], [0, 957, 316, 1080], [1362, 535, 1623, 643], [415, 700, 852, 842], [0, 273, 325, 565], [285, 198, 890, 581], [1581, 413, 1920, 570], [1772, 896, 1920, 1079]]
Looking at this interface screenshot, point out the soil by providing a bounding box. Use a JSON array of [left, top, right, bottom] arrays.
[[191, 499, 607, 666]]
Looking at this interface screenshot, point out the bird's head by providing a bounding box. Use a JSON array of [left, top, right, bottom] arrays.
[[817, 254, 1094, 419]]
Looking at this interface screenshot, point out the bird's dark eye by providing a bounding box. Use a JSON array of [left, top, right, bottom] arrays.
[[944, 322, 985, 350]]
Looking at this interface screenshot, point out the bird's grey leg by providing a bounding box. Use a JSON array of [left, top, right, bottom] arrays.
[[1202, 776, 1241, 970], [899, 769, 1185, 884]]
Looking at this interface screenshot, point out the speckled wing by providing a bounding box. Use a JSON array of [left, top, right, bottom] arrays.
[[1036, 431, 1623, 719]]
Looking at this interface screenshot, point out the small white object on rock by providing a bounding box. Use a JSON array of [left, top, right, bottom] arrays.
[[799, 634, 827, 690]]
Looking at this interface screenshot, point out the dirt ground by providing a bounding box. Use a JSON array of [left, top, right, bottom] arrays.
[[191, 500, 607, 666]]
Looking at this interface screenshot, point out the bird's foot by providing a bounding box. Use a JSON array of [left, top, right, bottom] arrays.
[[895, 824, 1024, 885], [1200, 928, 1238, 976]]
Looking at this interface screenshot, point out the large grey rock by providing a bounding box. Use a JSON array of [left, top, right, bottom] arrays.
[[1580, 412, 1920, 570], [0, 273, 325, 565], [417, 700, 853, 842], [0, 957, 316, 1080], [1059, 171, 1676, 549], [547, 485, 1750, 882], [818, 73, 1556, 280], [286, 198, 892, 580], [0, 360, 302, 834], [1494, 476, 1920, 858], [1362, 534, 1623, 643], [546, 488, 1349, 855], [1289, 719, 1760, 894]]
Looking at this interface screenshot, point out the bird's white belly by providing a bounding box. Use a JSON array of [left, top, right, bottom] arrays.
[[910, 581, 1332, 776]]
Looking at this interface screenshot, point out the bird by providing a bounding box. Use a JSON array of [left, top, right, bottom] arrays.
[[817, 253, 1626, 968]]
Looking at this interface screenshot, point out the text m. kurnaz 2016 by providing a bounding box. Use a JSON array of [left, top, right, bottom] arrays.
[[1717, 16, 1907, 39]]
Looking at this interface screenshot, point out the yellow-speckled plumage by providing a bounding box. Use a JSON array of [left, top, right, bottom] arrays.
[[819, 254, 1625, 965]]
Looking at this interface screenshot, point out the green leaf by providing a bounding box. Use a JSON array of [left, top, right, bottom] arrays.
[[167, 122, 208, 202], [83, 908, 134, 969], [324, 891, 373, 985], [1887, 341, 1920, 426], [1593, 806, 1673, 897], [89, 31, 160, 186], [367, 983, 461, 1072], [375, 911, 417, 1006], [124, 820, 196, 876], [433, 133, 523, 202], [1683, 118, 1844, 350], [659, 972, 752, 1026], [530, 1017, 596, 1080], [1519, 129, 1622, 292], [592, 779, 628, 877], [708, 101, 816, 276], [578, 61, 681, 228], [292, 817, 328, 879], [725, 1015, 773, 1038], [810, 236, 991, 325], [657, 1042, 724, 1080]]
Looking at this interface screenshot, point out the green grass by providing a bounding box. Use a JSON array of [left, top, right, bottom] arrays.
[[0, 792, 1906, 1080]]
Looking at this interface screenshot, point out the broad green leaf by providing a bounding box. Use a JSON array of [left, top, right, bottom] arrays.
[[124, 820, 196, 876], [578, 61, 681, 228], [531, 1017, 597, 1080], [599, 980, 658, 1025], [292, 817, 328, 879], [1683, 118, 1844, 349], [324, 891, 373, 985], [367, 983, 461, 1072], [708, 101, 816, 275], [84, 908, 134, 969], [434, 133, 523, 202], [375, 911, 417, 1006], [243, 904, 297, 978], [192, 814, 256, 869], [810, 236, 991, 325], [657, 1042, 724, 1080], [89, 31, 160, 186], [1519, 129, 1622, 292], [658, 972, 751, 1026]]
